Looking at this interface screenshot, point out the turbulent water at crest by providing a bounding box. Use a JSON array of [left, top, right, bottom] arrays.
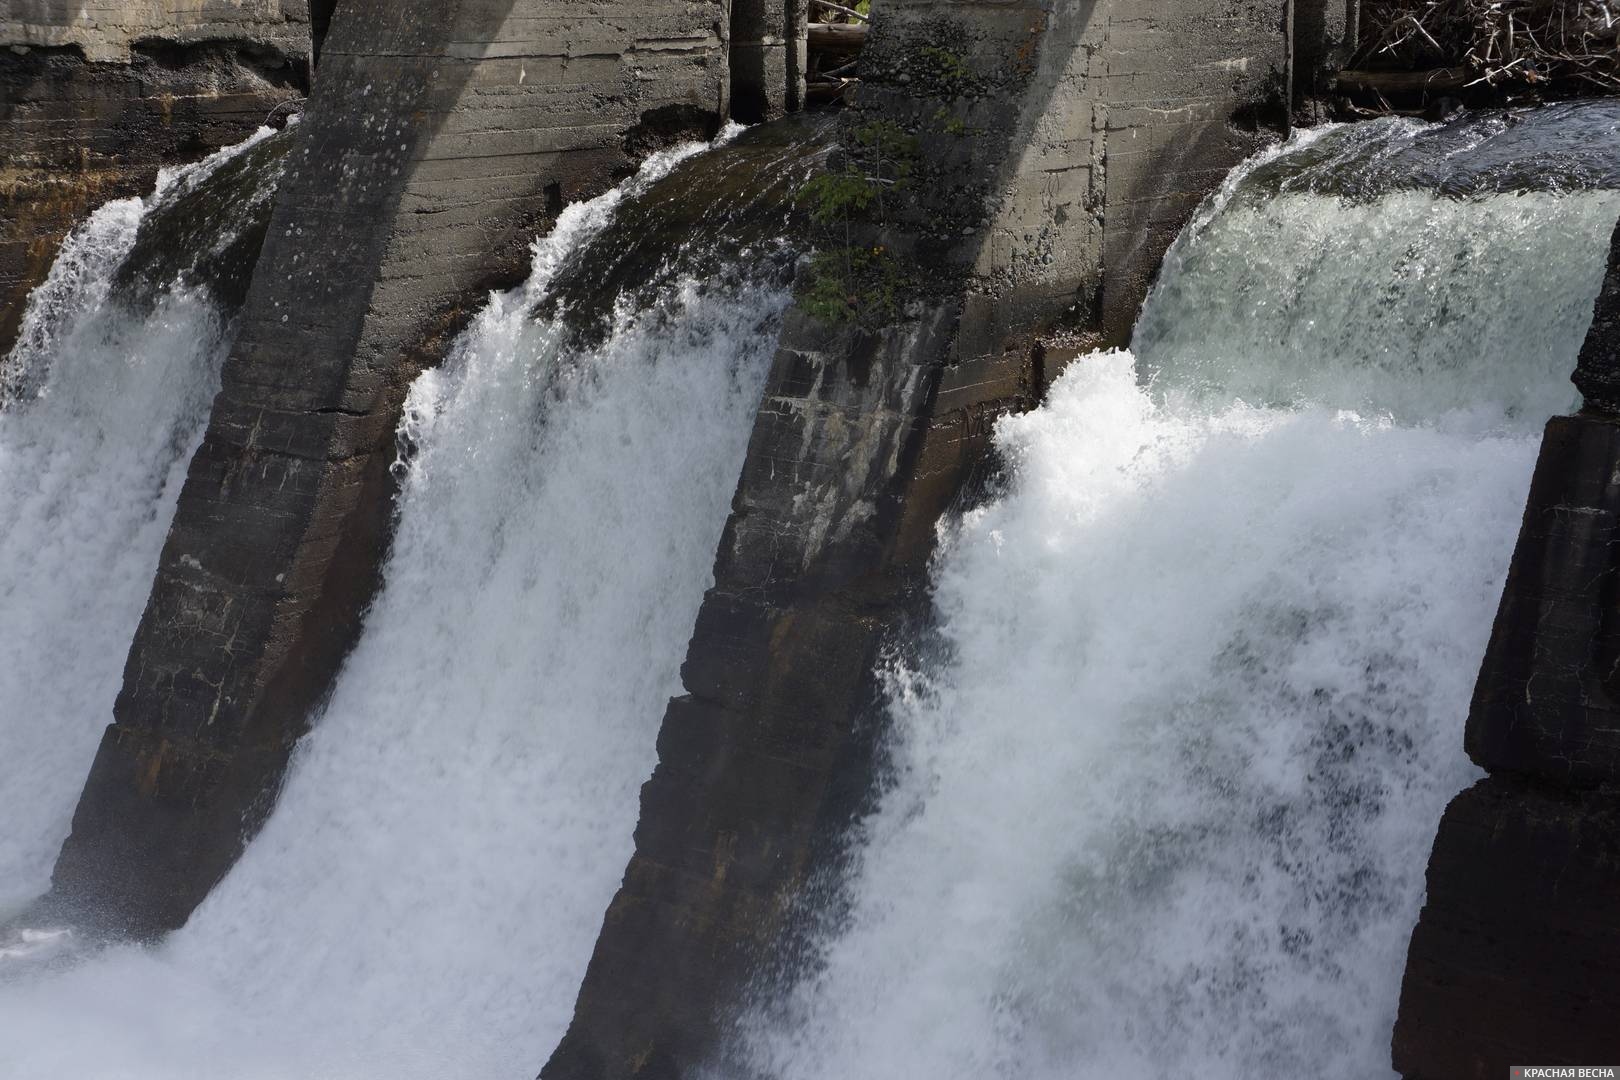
[[5, 97, 1617, 1080], [0, 129, 281, 916], [740, 122, 1620, 1079], [0, 128, 804, 1079]]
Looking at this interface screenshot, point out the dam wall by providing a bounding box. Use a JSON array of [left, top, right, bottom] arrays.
[[545, 1, 1290, 1076], [1393, 222, 1620, 1077], [1, 1, 311, 61], [1292, 0, 1359, 104], [20, 0, 1436, 1067], [729, 0, 806, 121], [0, 0, 310, 360], [45, 0, 729, 935]]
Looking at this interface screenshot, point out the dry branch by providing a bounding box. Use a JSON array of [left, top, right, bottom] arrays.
[[1354, 0, 1620, 95], [810, 1, 869, 23]]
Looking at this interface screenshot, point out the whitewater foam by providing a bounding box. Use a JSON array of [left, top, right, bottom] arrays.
[[738, 183, 1618, 1080], [0, 129, 788, 1080], [0, 129, 278, 916]]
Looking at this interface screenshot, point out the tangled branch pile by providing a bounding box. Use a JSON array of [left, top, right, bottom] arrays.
[[1356, 0, 1620, 94]]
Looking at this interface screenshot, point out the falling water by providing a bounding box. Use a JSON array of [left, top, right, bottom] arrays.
[[739, 110, 1620, 1080], [5, 91, 1615, 1080], [0, 119, 825, 1079], [0, 127, 287, 916]]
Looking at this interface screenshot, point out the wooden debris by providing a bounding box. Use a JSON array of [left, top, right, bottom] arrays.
[[1355, 0, 1620, 96], [1334, 66, 1473, 94], [808, 22, 867, 52]]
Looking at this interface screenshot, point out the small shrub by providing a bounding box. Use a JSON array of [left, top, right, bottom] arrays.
[[797, 170, 881, 225], [917, 44, 975, 93], [802, 246, 907, 325], [933, 107, 969, 136]]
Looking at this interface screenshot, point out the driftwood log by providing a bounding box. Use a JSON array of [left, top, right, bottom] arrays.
[[806, 19, 864, 104], [1333, 66, 1472, 95], [808, 22, 866, 52]]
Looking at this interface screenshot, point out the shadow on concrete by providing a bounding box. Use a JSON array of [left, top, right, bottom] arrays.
[[39, 0, 525, 939]]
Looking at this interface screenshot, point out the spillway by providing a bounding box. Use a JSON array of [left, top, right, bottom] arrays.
[[0, 120, 823, 1080], [4, 94, 1618, 1080], [0, 128, 285, 916], [735, 108, 1620, 1080]]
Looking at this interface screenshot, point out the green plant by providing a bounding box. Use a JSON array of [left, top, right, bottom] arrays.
[[796, 170, 881, 225], [795, 119, 922, 325], [802, 246, 907, 324], [853, 119, 920, 165], [803, 252, 858, 322], [918, 44, 973, 91], [794, 119, 918, 226], [932, 107, 968, 136]]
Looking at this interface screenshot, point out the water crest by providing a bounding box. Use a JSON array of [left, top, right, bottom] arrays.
[[0, 121, 813, 1080], [0, 126, 290, 917], [737, 106, 1620, 1080]]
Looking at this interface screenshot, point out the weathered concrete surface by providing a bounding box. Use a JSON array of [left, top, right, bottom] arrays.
[[729, 0, 804, 121], [47, 0, 727, 935], [1467, 412, 1620, 786], [544, 2, 1287, 1076], [1393, 219, 1620, 1077], [308, 0, 335, 62], [1574, 215, 1620, 413], [2, 1, 310, 62], [1393, 778, 1620, 1079], [1466, 217, 1620, 788], [0, 3, 309, 359], [1292, 0, 1359, 105], [110, 126, 294, 314]]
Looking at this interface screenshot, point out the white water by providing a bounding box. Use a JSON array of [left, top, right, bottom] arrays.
[[742, 187, 1619, 1079], [0, 130, 275, 915], [7, 113, 1615, 1080], [0, 132, 789, 1080]]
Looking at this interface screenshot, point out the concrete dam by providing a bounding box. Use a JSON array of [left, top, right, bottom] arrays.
[[0, 0, 1617, 1077]]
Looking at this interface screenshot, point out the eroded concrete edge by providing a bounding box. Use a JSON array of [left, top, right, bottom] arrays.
[[543, 2, 1287, 1076], [1393, 219, 1620, 1078], [0, 2, 311, 362], [45, 0, 728, 935]]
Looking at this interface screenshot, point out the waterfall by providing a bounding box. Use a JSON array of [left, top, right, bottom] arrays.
[[0, 120, 822, 1080], [5, 89, 1615, 1080], [0, 128, 285, 916], [738, 118, 1620, 1080]]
